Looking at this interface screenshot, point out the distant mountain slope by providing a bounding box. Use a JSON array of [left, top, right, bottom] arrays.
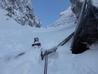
[[0, 0, 41, 27], [50, 7, 76, 27]]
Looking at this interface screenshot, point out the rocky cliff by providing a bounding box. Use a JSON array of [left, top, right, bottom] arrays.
[[0, 0, 41, 27]]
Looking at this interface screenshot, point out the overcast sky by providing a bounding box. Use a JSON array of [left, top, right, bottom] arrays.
[[32, 0, 70, 27]]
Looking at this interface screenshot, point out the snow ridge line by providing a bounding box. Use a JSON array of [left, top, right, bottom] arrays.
[[32, 23, 75, 33]]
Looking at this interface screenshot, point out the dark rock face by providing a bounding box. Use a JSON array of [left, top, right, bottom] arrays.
[[70, 0, 98, 54], [0, 0, 41, 27], [70, 0, 83, 17]]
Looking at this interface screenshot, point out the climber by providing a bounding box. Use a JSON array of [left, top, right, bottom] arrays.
[[32, 37, 41, 47]]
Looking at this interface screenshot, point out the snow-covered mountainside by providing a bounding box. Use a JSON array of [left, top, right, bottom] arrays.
[[51, 0, 98, 27], [50, 7, 76, 27], [0, 6, 98, 74], [0, 0, 41, 27]]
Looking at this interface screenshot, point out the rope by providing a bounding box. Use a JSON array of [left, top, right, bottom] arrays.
[[41, 32, 74, 60], [71, 0, 90, 48], [44, 51, 48, 74], [57, 32, 74, 47]]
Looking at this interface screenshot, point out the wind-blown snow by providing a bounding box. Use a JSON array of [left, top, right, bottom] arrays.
[[0, 7, 98, 74]]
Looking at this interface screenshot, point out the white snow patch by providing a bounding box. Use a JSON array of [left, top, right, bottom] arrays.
[[0, 7, 98, 74]]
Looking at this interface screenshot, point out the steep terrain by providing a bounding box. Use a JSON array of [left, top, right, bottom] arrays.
[[50, 7, 76, 27], [0, 6, 98, 74], [0, 0, 40, 27]]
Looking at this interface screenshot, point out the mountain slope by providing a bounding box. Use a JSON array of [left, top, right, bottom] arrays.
[[50, 7, 76, 27], [0, 7, 98, 74], [0, 0, 41, 27]]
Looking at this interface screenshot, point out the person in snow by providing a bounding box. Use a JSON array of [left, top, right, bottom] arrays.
[[32, 37, 41, 47]]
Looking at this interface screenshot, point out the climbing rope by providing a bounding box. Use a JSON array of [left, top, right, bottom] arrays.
[[57, 32, 74, 47], [41, 32, 74, 60]]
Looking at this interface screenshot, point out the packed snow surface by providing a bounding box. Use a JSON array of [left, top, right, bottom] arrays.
[[0, 8, 98, 74]]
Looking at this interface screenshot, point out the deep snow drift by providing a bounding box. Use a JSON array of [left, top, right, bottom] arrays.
[[0, 7, 98, 74]]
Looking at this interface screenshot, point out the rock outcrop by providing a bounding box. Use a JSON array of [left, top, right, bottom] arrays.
[[70, 0, 83, 18], [0, 0, 41, 27]]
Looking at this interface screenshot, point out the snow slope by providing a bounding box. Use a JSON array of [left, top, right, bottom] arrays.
[[0, 8, 98, 74], [50, 7, 76, 27]]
